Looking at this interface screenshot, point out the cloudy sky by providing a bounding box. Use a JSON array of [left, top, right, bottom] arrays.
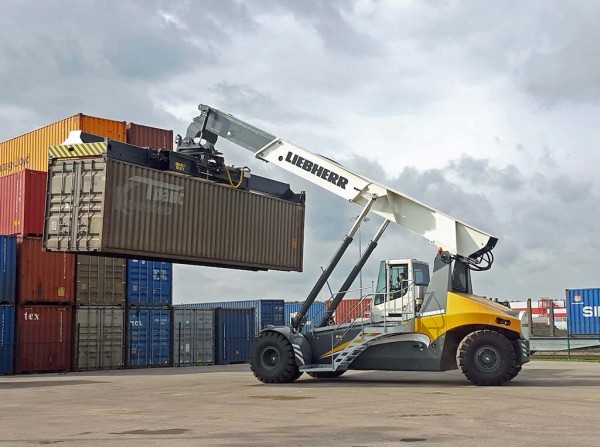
[[1, 0, 598, 303]]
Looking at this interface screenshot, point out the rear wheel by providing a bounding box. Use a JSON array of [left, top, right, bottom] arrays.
[[457, 330, 518, 386], [250, 331, 300, 384], [307, 371, 346, 379]]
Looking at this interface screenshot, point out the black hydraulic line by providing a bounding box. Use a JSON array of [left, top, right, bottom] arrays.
[[291, 197, 377, 331], [316, 220, 390, 328]]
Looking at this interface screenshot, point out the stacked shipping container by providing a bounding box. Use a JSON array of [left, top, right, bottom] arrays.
[[0, 237, 16, 374]]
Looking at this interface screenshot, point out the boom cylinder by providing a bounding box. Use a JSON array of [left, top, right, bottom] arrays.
[[291, 197, 377, 331], [317, 220, 390, 328]]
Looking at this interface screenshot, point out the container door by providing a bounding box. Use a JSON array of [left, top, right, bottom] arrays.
[[45, 159, 105, 252], [102, 308, 124, 369], [76, 308, 101, 371], [128, 309, 148, 367]]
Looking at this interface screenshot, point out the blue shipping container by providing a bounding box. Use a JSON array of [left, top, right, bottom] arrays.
[[567, 289, 600, 335], [284, 301, 326, 333], [177, 300, 284, 333], [127, 308, 171, 367], [0, 305, 15, 375], [215, 307, 255, 364], [0, 236, 17, 303], [127, 260, 173, 306]]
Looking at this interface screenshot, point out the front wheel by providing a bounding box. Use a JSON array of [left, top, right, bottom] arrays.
[[250, 331, 300, 384], [457, 330, 519, 386]]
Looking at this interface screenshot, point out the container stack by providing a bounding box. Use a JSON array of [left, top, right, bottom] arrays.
[[15, 237, 75, 373], [126, 260, 173, 368], [74, 256, 127, 371], [0, 114, 176, 375]]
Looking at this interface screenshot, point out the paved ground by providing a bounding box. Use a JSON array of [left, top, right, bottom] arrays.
[[0, 361, 598, 446]]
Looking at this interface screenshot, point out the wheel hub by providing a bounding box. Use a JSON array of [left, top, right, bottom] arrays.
[[260, 346, 281, 370], [474, 345, 501, 373]]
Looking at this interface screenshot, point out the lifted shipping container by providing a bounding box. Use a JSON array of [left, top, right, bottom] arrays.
[[44, 157, 305, 272]]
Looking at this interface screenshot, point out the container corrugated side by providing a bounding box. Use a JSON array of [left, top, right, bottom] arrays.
[[16, 305, 73, 373], [173, 308, 214, 366], [0, 236, 17, 303], [17, 237, 75, 304], [285, 301, 326, 333], [326, 298, 372, 324], [126, 123, 173, 150], [127, 260, 173, 306], [177, 299, 284, 332], [75, 306, 124, 371], [0, 114, 126, 176], [567, 289, 600, 335], [44, 157, 305, 272], [127, 308, 171, 368], [76, 255, 126, 306], [0, 170, 47, 236], [214, 307, 255, 365], [0, 305, 15, 375]]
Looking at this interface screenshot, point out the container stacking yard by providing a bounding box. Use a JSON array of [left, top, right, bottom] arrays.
[[0, 112, 307, 376]]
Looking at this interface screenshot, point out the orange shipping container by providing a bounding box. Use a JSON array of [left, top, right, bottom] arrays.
[[17, 237, 75, 304], [0, 114, 126, 177]]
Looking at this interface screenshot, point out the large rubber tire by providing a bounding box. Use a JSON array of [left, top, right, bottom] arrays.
[[456, 330, 518, 386], [307, 371, 346, 379], [250, 331, 300, 384]]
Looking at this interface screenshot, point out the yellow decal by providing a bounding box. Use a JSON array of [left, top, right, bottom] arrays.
[[319, 341, 351, 359], [49, 142, 107, 159]]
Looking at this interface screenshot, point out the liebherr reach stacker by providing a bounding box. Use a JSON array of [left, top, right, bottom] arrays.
[[178, 105, 530, 386]]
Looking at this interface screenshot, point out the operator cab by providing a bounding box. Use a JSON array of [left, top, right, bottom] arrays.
[[370, 259, 430, 323]]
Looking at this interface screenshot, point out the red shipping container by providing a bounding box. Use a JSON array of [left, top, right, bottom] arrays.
[[326, 298, 372, 324], [0, 170, 47, 236], [16, 305, 72, 373], [18, 237, 75, 304], [126, 123, 173, 150]]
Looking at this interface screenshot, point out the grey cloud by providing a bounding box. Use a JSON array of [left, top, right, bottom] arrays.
[[449, 157, 524, 192], [253, 0, 382, 57]]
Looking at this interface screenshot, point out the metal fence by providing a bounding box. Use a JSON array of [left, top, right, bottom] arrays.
[[522, 298, 600, 360]]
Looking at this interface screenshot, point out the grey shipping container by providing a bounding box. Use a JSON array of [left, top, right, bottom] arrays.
[[75, 306, 125, 371], [76, 255, 126, 306], [44, 157, 305, 272], [173, 308, 215, 366]]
